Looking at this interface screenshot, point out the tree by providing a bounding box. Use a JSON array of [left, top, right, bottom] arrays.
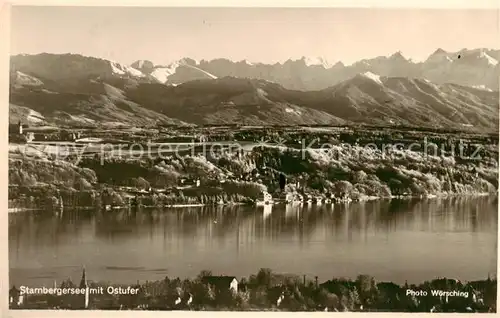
[[196, 270, 212, 281], [75, 178, 92, 191], [131, 177, 150, 190], [190, 280, 214, 307], [317, 288, 340, 311], [356, 274, 378, 307], [256, 268, 273, 287], [332, 180, 353, 197], [352, 170, 368, 183], [249, 286, 270, 307]]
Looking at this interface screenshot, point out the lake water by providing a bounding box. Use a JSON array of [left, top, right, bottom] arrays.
[[9, 196, 498, 287]]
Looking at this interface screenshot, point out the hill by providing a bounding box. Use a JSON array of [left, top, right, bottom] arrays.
[[9, 53, 499, 131]]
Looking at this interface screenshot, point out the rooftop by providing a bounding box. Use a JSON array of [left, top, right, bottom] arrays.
[[201, 276, 237, 285]]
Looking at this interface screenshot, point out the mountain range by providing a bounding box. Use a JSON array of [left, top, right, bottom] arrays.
[[9, 49, 499, 131], [129, 48, 500, 91]]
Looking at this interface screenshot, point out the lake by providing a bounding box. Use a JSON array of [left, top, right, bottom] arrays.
[[9, 196, 498, 287]]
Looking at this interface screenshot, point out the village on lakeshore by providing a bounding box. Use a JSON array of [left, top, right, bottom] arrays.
[[8, 267, 497, 312], [9, 120, 498, 214]]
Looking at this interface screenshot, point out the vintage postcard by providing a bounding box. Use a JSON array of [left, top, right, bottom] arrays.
[[4, 3, 499, 315]]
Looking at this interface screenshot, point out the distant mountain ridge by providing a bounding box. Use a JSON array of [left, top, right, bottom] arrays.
[[12, 48, 500, 91], [127, 48, 500, 91], [8, 50, 499, 131]]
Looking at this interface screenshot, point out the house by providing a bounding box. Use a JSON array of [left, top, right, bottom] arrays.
[[285, 192, 294, 203], [179, 177, 200, 188], [263, 191, 273, 202], [201, 276, 238, 294], [256, 191, 273, 206], [276, 191, 296, 204]]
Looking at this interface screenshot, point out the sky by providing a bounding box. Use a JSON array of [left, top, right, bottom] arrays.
[[9, 6, 500, 66]]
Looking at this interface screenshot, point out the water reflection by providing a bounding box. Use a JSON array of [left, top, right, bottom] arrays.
[[262, 204, 272, 220], [9, 196, 498, 287]]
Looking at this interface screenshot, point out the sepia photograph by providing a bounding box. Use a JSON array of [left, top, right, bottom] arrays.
[[6, 5, 499, 313]]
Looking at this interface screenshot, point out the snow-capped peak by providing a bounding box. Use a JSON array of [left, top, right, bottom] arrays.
[[240, 59, 254, 66], [184, 64, 218, 79], [177, 58, 199, 66], [149, 59, 218, 84], [426, 48, 453, 63], [300, 56, 332, 68], [332, 61, 345, 68], [109, 61, 145, 77], [136, 60, 146, 68], [433, 48, 448, 55], [389, 51, 408, 61], [361, 71, 383, 84], [479, 51, 498, 66], [350, 60, 371, 67], [150, 61, 181, 83], [131, 59, 155, 70]]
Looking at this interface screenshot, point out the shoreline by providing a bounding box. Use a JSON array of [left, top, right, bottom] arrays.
[[9, 270, 497, 312], [8, 191, 497, 213]]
